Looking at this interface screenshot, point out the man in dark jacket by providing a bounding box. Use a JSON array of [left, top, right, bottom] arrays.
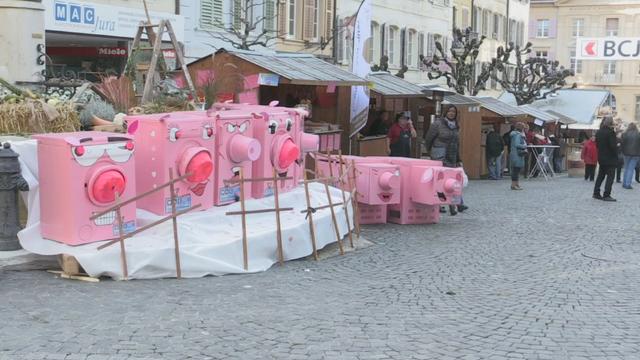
[[621, 123, 640, 189], [593, 117, 618, 201], [486, 125, 505, 179]]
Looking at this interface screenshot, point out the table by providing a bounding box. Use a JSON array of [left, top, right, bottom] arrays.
[[527, 145, 560, 181]]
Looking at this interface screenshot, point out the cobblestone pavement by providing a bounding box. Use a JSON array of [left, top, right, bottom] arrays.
[[2, 177, 640, 360]]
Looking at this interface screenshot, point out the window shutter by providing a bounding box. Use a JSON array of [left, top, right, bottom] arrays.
[[233, 0, 242, 30], [381, 23, 387, 57], [427, 33, 434, 57], [277, 0, 287, 36], [326, 0, 334, 40], [303, 0, 315, 40], [336, 17, 344, 63], [264, 0, 276, 32], [418, 32, 425, 58], [200, 0, 224, 28], [400, 27, 407, 67]]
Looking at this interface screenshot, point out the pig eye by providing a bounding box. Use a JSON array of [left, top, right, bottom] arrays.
[[71, 145, 103, 167], [106, 142, 134, 163], [169, 127, 181, 142], [285, 118, 293, 132], [202, 125, 214, 139], [238, 122, 248, 133], [226, 123, 237, 133], [268, 119, 278, 134]]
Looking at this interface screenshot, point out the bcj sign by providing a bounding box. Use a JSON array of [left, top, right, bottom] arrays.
[[577, 37, 640, 60]]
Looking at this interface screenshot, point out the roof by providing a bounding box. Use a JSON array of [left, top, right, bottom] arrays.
[[472, 97, 527, 117], [367, 72, 427, 97], [546, 110, 578, 125], [443, 93, 480, 105], [210, 49, 367, 86], [498, 89, 612, 128], [519, 105, 559, 122]]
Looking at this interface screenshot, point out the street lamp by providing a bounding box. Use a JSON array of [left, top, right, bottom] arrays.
[[452, 39, 465, 57]]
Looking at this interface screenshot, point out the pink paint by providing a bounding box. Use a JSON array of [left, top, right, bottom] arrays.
[[358, 204, 387, 224], [244, 74, 260, 90], [128, 112, 216, 215], [409, 165, 464, 205], [34, 132, 137, 245], [196, 70, 214, 87], [238, 90, 258, 105]]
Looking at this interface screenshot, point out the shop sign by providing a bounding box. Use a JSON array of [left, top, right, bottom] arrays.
[[47, 46, 127, 57], [576, 37, 640, 60], [43, 0, 184, 41], [258, 73, 280, 87]]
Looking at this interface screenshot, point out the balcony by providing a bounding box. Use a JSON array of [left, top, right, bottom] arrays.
[[593, 73, 623, 85]]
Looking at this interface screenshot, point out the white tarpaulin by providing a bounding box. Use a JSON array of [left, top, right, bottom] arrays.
[[8, 138, 352, 280]]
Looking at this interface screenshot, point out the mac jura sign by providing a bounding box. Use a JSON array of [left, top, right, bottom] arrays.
[[576, 37, 640, 60], [43, 0, 184, 41]]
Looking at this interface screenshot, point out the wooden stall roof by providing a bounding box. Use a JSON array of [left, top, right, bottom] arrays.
[[546, 110, 578, 125], [368, 72, 428, 98], [187, 49, 368, 86], [443, 93, 480, 106], [519, 104, 560, 122], [472, 97, 527, 117]]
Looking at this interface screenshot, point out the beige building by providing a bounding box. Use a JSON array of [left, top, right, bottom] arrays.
[[274, 0, 334, 59], [529, 0, 640, 122]]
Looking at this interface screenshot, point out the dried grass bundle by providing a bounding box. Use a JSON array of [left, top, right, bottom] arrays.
[[94, 76, 135, 113], [0, 100, 80, 135], [201, 60, 245, 109]]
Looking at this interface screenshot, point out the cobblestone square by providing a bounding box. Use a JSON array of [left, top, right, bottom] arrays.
[[1, 178, 639, 359]]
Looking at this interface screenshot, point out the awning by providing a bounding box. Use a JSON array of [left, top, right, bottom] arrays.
[[546, 110, 578, 125], [443, 93, 480, 105], [368, 72, 428, 98], [472, 97, 527, 117], [518, 104, 559, 122], [214, 49, 367, 86]]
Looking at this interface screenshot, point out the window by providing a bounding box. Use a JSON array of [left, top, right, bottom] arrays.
[[200, 0, 224, 28], [407, 30, 417, 67], [473, 7, 481, 33], [287, 0, 296, 36], [369, 22, 380, 63], [325, 0, 333, 40], [572, 18, 584, 37], [233, 0, 252, 31], [535, 50, 548, 59], [303, 0, 317, 40], [606, 18, 618, 36], [264, 0, 276, 32], [461, 8, 470, 29], [570, 49, 582, 74], [604, 61, 616, 75], [388, 26, 398, 66], [493, 13, 500, 39], [418, 32, 425, 67], [536, 19, 549, 38], [635, 96, 640, 122], [313, 0, 319, 39]]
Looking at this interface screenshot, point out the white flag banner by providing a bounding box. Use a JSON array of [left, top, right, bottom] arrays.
[[576, 37, 640, 60], [349, 0, 372, 137]]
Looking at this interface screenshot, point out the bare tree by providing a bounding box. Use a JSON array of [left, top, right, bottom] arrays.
[[492, 42, 576, 105], [208, 0, 279, 50], [420, 27, 493, 96]]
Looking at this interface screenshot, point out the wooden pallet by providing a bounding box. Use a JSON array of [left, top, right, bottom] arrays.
[[47, 254, 100, 282]]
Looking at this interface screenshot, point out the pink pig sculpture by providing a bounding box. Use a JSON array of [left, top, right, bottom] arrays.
[[128, 112, 216, 215], [34, 132, 137, 245]]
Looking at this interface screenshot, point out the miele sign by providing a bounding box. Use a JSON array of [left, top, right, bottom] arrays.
[[577, 37, 640, 60], [43, 0, 184, 41]]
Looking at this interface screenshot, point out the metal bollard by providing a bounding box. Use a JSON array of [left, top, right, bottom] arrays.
[[0, 142, 29, 251]]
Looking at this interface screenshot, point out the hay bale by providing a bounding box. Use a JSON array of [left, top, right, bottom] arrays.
[[0, 100, 81, 135]]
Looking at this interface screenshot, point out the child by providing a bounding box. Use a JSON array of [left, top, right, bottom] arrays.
[[581, 135, 598, 181]]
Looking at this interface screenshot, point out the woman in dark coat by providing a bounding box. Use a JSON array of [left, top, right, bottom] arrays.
[[425, 104, 468, 215], [593, 117, 618, 201]]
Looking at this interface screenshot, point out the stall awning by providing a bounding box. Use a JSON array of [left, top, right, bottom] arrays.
[[473, 97, 527, 117], [443, 93, 480, 105], [368, 72, 428, 98], [214, 49, 367, 86], [545, 110, 578, 125], [518, 105, 559, 122]]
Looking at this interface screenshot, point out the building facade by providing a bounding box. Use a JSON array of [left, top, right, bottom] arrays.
[[529, 0, 640, 122], [336, 0, 453, 84], [272, 0, 335, 59]]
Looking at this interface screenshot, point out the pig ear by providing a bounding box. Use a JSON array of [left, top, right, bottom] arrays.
[[269, 100, 279, 107], [127, 120, 139, 135]]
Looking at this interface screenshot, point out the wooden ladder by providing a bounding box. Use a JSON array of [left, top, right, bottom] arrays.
[[125, 20, 198, 105]]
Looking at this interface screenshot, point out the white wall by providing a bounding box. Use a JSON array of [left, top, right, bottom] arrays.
[[336, 0, 453, 84]]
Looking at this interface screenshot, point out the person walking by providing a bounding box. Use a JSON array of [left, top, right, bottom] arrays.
[[486, 125, 505, 180], [509, 122, 527, 190], [387, 112, 416, 157], [593, 117, 618, 201], [615, 138, 624, 183], [581, 135, 598, 181], [621, 123, 640, 189], [425, 104, 468, 215], [503, 125, 515, 174]]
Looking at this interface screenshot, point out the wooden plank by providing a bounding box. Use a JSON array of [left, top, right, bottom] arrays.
[[168, 168, 182, 279], [165, 20, 198, 103], [323, 178, 344, 256], [57, 254, 81, 276], [114, 193, 128, 280], [338, 151, 354, 248], [303, 170, 319, 260], [96, 204, 202, 250], [239, 168, 249, 271], [224, 176, 293, 184], [141, 20, 166, 104], [273, 168, 284, 266], [225, 207, 294, 216], [350, 160, 361, 238]]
